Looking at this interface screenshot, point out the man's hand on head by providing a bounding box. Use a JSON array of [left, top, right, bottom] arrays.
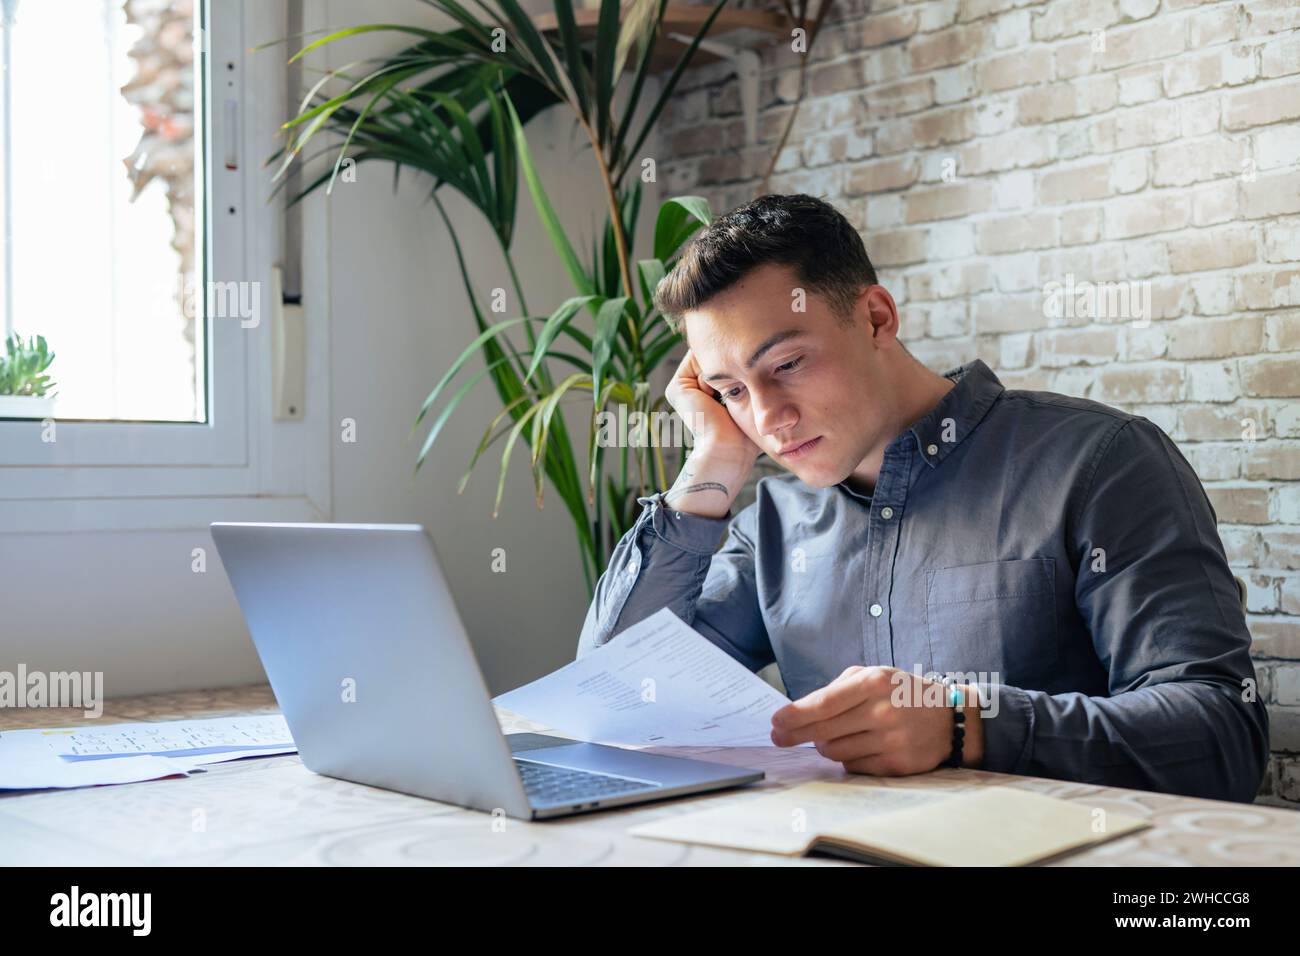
[[665, 347, 762, 462], [769, 665, 985, 774], [661, 348, 761, 519]]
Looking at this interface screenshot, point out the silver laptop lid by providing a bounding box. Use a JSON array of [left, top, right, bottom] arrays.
[[209, 522, 531, 818]]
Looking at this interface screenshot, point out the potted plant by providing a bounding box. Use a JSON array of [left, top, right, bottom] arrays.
[[0, 333, 57, 418], [271, 0, 734, 594]]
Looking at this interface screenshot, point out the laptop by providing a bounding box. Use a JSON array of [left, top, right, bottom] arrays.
[[209, 522, 764, 820]]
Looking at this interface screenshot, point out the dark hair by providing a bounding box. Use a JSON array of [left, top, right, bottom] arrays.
[[653, 193, 878, 336]]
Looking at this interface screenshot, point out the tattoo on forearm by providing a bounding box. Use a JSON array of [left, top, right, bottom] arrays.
[[665, 481, 729, 502]]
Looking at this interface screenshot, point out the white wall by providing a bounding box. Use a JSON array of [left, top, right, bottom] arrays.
[[0, 0, 663, 699], [318, 0, 665, 694]]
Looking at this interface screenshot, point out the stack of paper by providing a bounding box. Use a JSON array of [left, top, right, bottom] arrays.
[[494, 607, 811, 748], [0, 715, 297, 791]]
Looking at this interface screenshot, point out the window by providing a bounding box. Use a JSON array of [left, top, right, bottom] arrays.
[[1, 0, 204, 422], [0, 0, 329, 532]]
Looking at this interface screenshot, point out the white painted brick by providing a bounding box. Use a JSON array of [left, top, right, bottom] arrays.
[[1192, 180, 1240, 226], [1261, 32, 1300, 78], [919, 152, 953, 183], [865, 46, 908, 85], [1246, 572, 1280, 612], [935, 65, 975, 104], [845, 127, 875, 161], [1118, 64, 1164, 105], [1061, 207, 1103, 245], [927, 299, 970, 338], [1110, 151, 1149, 193], [1279, 486, 1300, 524], [1276, 403, 1300, 438], [1189, 6, 1239, 48], [1235, 267, 1300, 308], [1118, 0, 1158, 20], [910, 339, 975, 375], [1124, 324, 1168, 361], [1133, 404, 1179, 436], [1180, 97, 1222, 138], [994, 169, 1036, 209], [974, 98, 1018, 136], [993, 10, 1031, 49], [1220, 527, 1261, 564], [1040, 327, 1122, 365], [1255, 125, 1300, 170], [1282, 574, 1300, 615], [1185, 361, 1240, 402], [1187, 443, 1244, 482], [917, 0, 960, 33], [1223, 44, 1261, 85], [1264, 222, 1300, 262], [1153, 137, 1246, 187], [1032, 0, 1119, 42], [926, 221, 977, 260], [1051, 366, 1099, 397], [1122, 240, 1168, 277], [776, 144, 803, 173], [1095, 103, 1160, 151], [1000, 332, 1034, 368], [1058, 123, 1093, 159], [1277, 666, 1300, 706], [866, 193, 903, 229], [1064, 245, 1126, 285], [996, 252, 1042, 291]]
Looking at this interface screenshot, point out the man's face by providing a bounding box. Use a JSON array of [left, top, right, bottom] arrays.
[[682, 262, 898, 488]]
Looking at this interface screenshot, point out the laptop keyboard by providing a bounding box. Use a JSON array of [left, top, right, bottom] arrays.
[[514, 758, 659, 805]]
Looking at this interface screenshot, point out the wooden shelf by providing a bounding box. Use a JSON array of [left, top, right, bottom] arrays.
[[530, 5, 789, 72]]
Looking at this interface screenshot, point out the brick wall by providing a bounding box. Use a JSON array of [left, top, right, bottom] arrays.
[[656, 0, 1300, 806]]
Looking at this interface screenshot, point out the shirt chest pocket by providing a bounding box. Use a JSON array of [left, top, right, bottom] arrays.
[[924, 558, 1059, 684]]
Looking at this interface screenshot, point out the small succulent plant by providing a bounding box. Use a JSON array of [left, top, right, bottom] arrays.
[[0, 333, 57, 398]]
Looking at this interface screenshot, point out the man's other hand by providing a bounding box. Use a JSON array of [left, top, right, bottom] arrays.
[[769, 665, 986, 774]]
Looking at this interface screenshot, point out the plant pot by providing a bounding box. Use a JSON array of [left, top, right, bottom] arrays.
[[0, 394, 57, 419]]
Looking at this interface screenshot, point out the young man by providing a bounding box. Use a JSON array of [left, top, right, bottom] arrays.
[[575, 193, 1268, 803]]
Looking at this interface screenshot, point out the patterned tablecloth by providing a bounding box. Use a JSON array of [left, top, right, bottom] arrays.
[[1, 684, 1297, 866]]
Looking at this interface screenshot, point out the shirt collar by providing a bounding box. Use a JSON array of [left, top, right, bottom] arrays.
[[903, 358, 1004, 468], [835, 358, 1005, 499]]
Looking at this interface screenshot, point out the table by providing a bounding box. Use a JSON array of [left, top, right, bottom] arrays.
[[2, 685, 1297, 865]]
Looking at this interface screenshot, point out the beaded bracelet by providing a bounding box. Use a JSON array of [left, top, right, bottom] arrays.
[[939, 676, 965, 769]]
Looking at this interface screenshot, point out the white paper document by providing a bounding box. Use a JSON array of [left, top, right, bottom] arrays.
[[0, 733, 193, 790], [0, 715, 297, 791], [494, 607, 810, 748], [44, 715, 294, 761]]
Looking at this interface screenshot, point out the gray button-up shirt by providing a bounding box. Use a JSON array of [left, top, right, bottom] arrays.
[[576, 359, 1269, 803]]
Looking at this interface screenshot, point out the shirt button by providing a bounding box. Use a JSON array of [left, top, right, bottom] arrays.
[[926, 443, 939, 456], [880, 506, 894, 519], [869, 603, 883, 617]]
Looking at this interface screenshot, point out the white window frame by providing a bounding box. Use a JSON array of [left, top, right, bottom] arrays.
[[0, 0, 330, 532]]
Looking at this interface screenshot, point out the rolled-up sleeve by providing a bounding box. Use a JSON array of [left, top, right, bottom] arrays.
[[976, 417, 1269, 803], [575, 491, 775, 673]]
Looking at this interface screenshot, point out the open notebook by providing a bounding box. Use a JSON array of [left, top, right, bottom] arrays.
[[628, 780, 1150, 866]]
